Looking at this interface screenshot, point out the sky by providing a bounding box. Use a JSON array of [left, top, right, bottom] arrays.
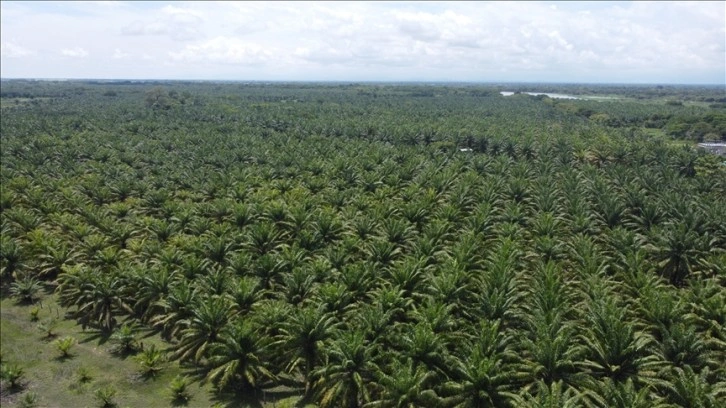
[[1, 1, 724, 84]]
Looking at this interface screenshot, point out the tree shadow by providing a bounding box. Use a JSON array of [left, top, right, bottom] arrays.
[[78, 328, 112, 346], [209, 385, 305, 408], [210, 390, 264, 408], [171, 396, 191, 407], [53, 353, 76, 363], [139, 326, 164, 340], [108, 342, 143, 360], [177, 364, 305, 408]]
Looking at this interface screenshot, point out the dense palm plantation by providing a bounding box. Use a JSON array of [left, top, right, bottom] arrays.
[[1, 81, 725, 406]]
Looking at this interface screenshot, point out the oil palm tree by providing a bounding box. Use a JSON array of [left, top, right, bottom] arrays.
[[366, 358, 440, 408], [579, 298, 660, 383], [151, 279, 199, 340], [204, 321, 275, 392], [661, 366, 726, 408], [647, 223, 713, 286], [516, 380, 581, 408], [275, 305, 339, 398], [171, 295, 232, 362], [439, 319, 525, 407], [581, 378, 669, 408], [130, 264, 176, 322], [57, 267, 132, 332], [313, 331, 380, 408]]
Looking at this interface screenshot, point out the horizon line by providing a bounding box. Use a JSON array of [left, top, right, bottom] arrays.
[[1, 77, 724, 87]]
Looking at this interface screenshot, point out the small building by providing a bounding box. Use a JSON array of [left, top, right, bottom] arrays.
[[697, 143, 726, 156]]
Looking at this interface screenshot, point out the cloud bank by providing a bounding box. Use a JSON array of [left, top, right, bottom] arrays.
[[1, 1, 723, 83]]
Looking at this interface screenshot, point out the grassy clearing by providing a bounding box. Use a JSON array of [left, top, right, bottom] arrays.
[[1, 292, 222, 408]]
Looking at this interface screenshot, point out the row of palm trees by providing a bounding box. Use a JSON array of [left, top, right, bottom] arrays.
[[2, 82, 725, 406]]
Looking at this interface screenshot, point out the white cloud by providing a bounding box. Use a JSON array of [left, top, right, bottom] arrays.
[[169, 36, 273, 66], [1, 41, 34, 58], [121, 4, 203, 41], [112, 48, 130, 59], [61, 47, 88, 58]]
